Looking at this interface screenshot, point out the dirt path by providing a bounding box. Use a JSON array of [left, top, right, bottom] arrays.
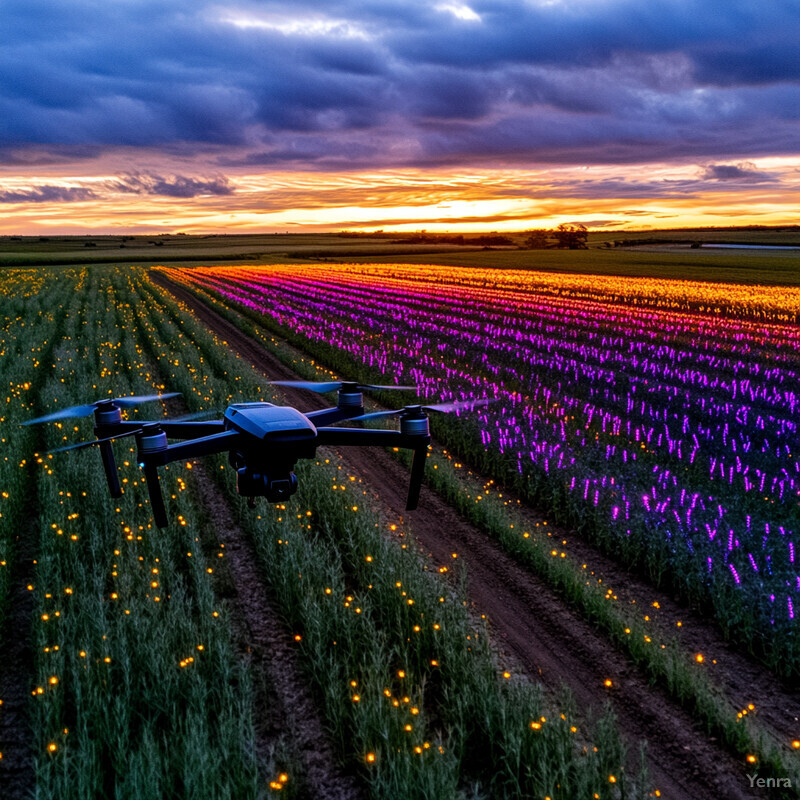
[[153, 271, 800, 799]]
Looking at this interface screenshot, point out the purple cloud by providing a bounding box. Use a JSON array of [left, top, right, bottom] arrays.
[[0, 185, 96, 203], [0, 0, 797, 170], [701, 163, 778, 182], [109, 173, 235, 198]]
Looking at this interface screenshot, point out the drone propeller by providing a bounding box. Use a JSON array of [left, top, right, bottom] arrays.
[[270, 380, 416, 394], [23, 392, 181, 425], [347, 398, 492, 423], [48, 428, 144, 454]]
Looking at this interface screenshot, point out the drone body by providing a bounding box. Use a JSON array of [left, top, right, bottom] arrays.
[[24, 382, 486, 528]]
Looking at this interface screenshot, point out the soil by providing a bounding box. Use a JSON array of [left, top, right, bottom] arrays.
[[151, 271, 800, 799]]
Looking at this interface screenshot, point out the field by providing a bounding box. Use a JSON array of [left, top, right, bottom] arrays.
[[1, 234, 800, 799]]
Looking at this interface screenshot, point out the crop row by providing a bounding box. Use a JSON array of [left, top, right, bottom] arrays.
[[0, 265, 640, 798], [167, 263, 800, 673], [165, 268, 800, 790]]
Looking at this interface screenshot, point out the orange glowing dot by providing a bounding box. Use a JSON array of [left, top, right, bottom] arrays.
[[604, 679, 613, 688], [746, 754, 757, 764], [365, 753, 376, 764], [47, 743, 57, 753], [695, 654, 704, 663]]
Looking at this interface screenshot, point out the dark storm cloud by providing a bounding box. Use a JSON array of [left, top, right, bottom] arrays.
[[0, 185, 96, 203], [701, 163, 778, 182], [109, 173, 235, 198], [1, 0, 798, 168]]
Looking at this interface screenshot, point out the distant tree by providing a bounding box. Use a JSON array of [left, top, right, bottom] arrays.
[[553, 223, 588, 249], [524, 229, 551, 249]]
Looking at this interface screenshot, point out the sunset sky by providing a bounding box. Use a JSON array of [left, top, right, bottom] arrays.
[[1, 0, 798, 234]]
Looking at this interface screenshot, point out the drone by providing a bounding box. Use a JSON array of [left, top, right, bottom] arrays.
[[24, 382, 487, 527]]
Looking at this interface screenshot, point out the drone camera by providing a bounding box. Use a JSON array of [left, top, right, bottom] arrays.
[[237, 467, 299, 501]]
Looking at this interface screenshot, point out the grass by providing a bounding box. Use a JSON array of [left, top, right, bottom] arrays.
[[1, 263, 645, 798], [143, 267, 648, 799]]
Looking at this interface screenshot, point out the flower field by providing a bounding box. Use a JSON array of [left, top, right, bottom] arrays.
[[1, 264, 639, 799], [168, 263, 800, 672]]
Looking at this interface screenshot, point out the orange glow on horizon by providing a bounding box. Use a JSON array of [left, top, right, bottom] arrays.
[[0, 160, 797, 235]]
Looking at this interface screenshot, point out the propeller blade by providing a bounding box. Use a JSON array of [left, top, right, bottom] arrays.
[[22, 404, 99, 425], [423, 398, 493, 414], [270, 380, 344, 393], [114, 392, 181, 408], [170, 409, 221, 421], [48, 428, 143, 454], [359, 384, 417, 392], [270, 380, 415, 394], [23, 392, 181, 425], [345, 409, 405, 422], [346, 398, 491, 423]]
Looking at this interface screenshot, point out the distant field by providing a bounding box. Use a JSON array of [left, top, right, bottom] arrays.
[[0, 228, 798, 285]]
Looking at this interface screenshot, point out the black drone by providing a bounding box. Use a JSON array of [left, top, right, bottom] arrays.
[[24, 382, 486, 527]]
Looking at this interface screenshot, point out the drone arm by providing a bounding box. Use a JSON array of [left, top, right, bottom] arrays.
[[316, 427, 431, 511], [157, 420, 225, 439], [137, 429, 241, 528], [144, 430, 243, 466], [315, 427, 415, 448], [94, 420, 225, 440]]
